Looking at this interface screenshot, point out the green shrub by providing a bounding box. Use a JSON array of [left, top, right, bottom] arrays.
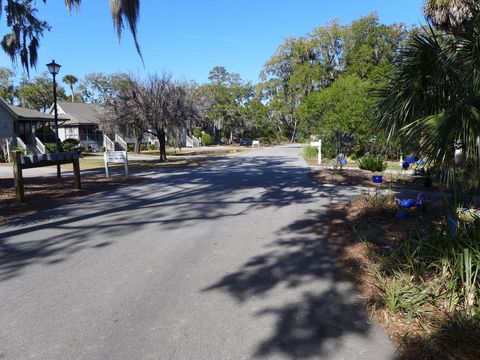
[[193, 128, 202, 139], [202, 133, 215, 146], [61, 138, 80, 152], [147, 143, 156, 151], [45, 143, 57, 153], [302, 145, 318, 159], [357, 155, 387, 172]]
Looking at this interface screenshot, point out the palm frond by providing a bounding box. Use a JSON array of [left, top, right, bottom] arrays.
[[376, 24, 480, 169]]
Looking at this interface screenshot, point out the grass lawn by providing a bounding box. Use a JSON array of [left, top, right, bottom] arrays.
[[139, 146, 249, 157], [0, 147, 248, 173]]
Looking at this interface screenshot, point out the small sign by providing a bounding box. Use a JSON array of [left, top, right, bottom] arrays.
[[105, 151, 126, 163], [104, 151, 128, 178]]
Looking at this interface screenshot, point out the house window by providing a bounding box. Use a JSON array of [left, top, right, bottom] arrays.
[[65, 127, 78, 139]]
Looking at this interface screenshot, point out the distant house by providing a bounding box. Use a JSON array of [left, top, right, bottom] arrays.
[[51, 101, 104, 149], [49, 101, 200, 152], [0, 97, 67, 156]]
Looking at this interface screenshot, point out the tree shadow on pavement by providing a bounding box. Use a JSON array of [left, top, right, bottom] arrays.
[[0, 152, 331, 281], [204, 210, 397, 359], [0, 148, 396, 359]]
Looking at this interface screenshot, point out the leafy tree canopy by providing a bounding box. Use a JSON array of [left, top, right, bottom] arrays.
[[17, 72, 67, 111], [259, 14, 407, 142], [196, 67, 254, 141], [297, 74, 381, 156], [0, 67, 15, 104], [78, 72, 130, 104]]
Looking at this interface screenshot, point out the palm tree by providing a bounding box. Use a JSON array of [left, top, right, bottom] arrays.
[[376, 24, 480, 170], [63, 75, 78, 102], [1, 0, 142, 74], [424, 0, 480, 33]]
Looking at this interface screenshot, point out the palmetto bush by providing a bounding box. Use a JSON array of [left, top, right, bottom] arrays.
[[371, 211, 480, 318], [357, 154, 387, 172], [376, 17, 480, 171]]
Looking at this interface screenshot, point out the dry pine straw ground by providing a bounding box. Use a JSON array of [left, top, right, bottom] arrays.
[[0, 175, 149, 223], [309, 168, 436, 189], [322, 200, 433, 357], [315, 183, 478, 359]]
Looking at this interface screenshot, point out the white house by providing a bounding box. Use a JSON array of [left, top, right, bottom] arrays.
[[51, 101, 104, 149], [0, 97, 67, 157]]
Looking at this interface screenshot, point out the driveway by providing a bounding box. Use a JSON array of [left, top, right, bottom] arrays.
[[0, 145, 396, 359]]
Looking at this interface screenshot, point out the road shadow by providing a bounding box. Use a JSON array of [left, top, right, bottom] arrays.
[[0, 150, 325, 281], [204, 209, 397, 359], [0, 147, 397, 358]]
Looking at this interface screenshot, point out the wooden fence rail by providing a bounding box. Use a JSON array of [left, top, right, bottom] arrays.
[[13, 151, 81, 204]]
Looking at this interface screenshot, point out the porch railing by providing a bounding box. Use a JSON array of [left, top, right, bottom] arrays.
[[16, 137, 28, 154], [35, 137, 46, 154], [115, 133, 128, 151], [192, 135, 201, 147], [103, 135, 115, 152]]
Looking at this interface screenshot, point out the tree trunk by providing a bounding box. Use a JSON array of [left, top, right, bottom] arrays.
[[134, 135, 142, 154], [158, 129, 167, 161], [290, 120, 298, 143]]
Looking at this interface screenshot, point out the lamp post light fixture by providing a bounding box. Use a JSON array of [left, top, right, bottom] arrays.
[[46, 59, 62, 178]]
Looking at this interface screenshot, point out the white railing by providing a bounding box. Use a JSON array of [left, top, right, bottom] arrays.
[[186, 135, 201, 148], [115, 133, 128, 151], [35, 137, 46, 154], [3, 138, 11, 162], [192, 135, 201, 147], [186, 135, 194, 148], [16, 137, 27, 154], [103, 135, 115, 152]]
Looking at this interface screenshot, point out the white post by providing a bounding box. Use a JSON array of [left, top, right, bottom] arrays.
[[124, 151, 129, 178], [104, 152, 109, 178], [318, 140, 322, 166], [6, 139, 10, 163]]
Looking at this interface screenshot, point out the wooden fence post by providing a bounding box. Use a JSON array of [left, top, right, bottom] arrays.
[[73, 157, 81, 189], [12, 151, 24, 204]]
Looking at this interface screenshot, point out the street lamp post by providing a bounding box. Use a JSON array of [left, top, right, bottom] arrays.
[[47, 60, 62, 178]]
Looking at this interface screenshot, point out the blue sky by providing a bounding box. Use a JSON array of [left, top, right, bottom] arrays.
[[1, 0, 425, 84]]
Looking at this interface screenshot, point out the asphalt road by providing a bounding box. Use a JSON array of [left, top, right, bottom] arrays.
[[0, 145, 396, 360]]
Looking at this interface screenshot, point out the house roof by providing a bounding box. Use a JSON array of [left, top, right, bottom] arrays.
[[55, 101, 102, 126], [7, 104, 57, 121], [0, 97, 66, 122]]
